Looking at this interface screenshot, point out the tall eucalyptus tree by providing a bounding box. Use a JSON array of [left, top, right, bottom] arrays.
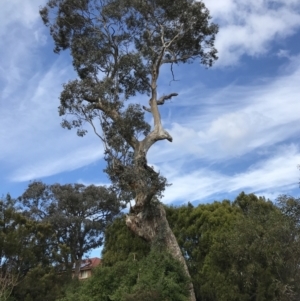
[[40, 1, 218, 299]]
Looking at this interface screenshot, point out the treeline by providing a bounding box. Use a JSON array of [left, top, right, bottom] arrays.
[[1, 185, 300, 301], [61, 193, 300, 301]]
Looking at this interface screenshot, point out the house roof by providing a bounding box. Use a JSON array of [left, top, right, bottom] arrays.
[[58, 258, 102, 273], [77, 257, 101, 271]]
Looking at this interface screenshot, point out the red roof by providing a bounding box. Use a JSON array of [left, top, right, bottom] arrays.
[[78, 257, 102, 271]]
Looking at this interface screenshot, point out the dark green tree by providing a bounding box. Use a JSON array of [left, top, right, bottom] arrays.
[[198, 193, 300, 301], [0, 194, 63, 301], [0, 195, 20, 301], [276, 195, 300, 297], [277, 195, 300, 225], [166, 201, 241, 300], [19, 182, 120, 278], [12, 265, 71, 301], [40, 1, 218, 299]]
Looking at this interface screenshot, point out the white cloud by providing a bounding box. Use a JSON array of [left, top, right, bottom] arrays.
[[75, 143, 300, 205], [0, 2, 108, 182], [0, 0, 48, 98], [145, 56, 300, 203], [0, 57, 104, 182], [161, 144, 300, 204], [149, 56, 300, 162], [277, 49, 290, 58], [229, 144, 299, 191], [0, 2, 108, 183], [11, 145, 103, 182], [0, 0, 44, 37], [202, 0, 300, 66]]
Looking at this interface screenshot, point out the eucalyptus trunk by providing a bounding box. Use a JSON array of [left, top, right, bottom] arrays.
[[123, 80, 196, 300], [126, 202, 196, 301]]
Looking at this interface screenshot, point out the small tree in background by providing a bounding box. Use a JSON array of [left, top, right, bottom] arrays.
[[19, 181, 120, 278], [1, 194, 62, 301]]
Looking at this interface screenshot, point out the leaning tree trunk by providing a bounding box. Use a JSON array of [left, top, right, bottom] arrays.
[[88, 50, 197, 300], [119, 68, 197, 300], [109, 145, 197, 298], [126, 200, 196, 301]]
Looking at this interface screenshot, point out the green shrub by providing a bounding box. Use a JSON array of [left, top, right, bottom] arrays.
[[58, 250, 189, 301]]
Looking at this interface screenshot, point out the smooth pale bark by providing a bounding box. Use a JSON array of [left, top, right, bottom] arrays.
[[120, 61, 196, 301]]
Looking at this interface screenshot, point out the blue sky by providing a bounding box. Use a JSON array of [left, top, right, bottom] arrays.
[[1, 0, 300, 255]]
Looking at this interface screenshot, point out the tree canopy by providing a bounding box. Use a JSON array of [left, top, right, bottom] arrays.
[[0, 194, 65, 301], [40, 0, 218, 203], [19, 181, 120, 277]]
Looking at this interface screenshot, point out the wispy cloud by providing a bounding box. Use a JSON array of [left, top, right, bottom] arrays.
[[203, 0, 300, 66], [11, 145, 104, 182], [1, 55, 104, 182], [146, 57, 300, 203], [161, 144, 300, 204], [75, 143, 300, 204], [0, 0, 43, 36], [0, 1, 107, 182], [0, 0, 48, 97], [148, 56, 300, 163]]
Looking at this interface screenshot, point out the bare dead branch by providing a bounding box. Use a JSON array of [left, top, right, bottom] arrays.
[[143, 93, 178, 113], [157, 93, 178, 105]]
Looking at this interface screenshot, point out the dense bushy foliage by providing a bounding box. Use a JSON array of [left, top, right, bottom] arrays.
[[101, 193, 300, 301], [2, 192, 300, 301], [166, 193, 300, 301], [166, 200, 241, 300], [101, 215, 151, 266], [58, 250, 190, 301]]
